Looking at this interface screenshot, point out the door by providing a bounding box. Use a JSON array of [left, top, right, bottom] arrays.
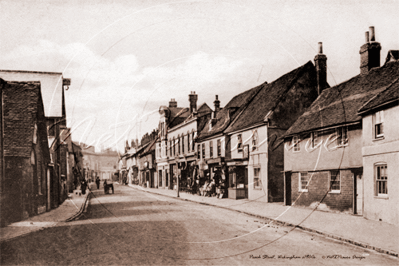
[[284, 171, 292, 206], [356, 174, 363, 215], [244, 166, 248, 199]]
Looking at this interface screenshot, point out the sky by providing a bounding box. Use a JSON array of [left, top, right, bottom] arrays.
[[1, 0, 398, 153]]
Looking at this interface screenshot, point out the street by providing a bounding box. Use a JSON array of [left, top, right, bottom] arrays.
[[1, 184, 398, 265]]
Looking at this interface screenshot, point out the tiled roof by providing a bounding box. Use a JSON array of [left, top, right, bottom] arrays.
[[197, 83, 264, 140], [225, 61, 315, 133], [285, 59, 399, 136], [0, 70, 65, 117], [358, 77, 399, 114], [168, 107, 190, 128], [1, 79, 48, 157]]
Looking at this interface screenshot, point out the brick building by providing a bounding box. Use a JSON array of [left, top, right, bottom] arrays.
[[0, 70, 70, 208], [283, 27, 399, 214], [0, 79, 50, 226]]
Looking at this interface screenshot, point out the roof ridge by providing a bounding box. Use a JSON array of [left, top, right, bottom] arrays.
[[358, 76, 399, 113]]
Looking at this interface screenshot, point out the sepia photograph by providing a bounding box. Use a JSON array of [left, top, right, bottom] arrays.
[[0, 0, 398, 265]]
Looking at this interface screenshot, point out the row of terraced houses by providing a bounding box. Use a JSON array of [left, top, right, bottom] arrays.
[[120, 27, 398, 225]]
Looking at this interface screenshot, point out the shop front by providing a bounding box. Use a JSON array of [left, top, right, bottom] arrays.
[[226, 162, 248, 200]]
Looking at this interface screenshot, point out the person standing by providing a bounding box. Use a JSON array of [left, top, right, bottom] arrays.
[[95, 176, 100, 189], [81, 179, 87, 195]]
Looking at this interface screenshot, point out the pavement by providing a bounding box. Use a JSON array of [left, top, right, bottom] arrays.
[[0, 183, 93, 243], [127, 183, 399, 257]]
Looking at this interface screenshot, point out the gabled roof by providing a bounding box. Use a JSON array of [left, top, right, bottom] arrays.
[[358, 77, 399, 114], [140, 137, 158, 157], [384, 50, 399, 64], [0, 70, 66, 117], [197, 83, 264, 140], [285, 59, 399, 137], [1, 79, 49, 158], [225, 61, 316, 134], [168, 107, 190, 128]]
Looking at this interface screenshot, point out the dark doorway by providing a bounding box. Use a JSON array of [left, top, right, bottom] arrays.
[[284, 171, 292, 206]]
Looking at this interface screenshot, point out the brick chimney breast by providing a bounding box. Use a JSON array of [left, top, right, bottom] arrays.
[[360, 26, 381, 75], [169, 98, 177, 108], [188, 91, 198, 113], [314, 42, 327, 95]]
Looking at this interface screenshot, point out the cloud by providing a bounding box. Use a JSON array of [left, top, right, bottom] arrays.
[[2, 40, 260, 151]]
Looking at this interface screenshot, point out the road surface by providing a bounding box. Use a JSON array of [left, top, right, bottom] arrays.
[[1, 184, 398, 265]]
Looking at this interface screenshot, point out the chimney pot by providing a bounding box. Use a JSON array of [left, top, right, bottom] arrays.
[[189, 92, 198, 113], [369, 26, 375, 41], [314, 43, 327, 95], [359, 26, 381, 75]]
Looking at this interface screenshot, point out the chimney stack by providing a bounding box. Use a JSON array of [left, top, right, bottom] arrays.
[[359, 26, 381, 75], [214, 95, 220, 114], [188, 91, 198, 113], [314, 42, 327, 95], [169, 98, 177, 108]]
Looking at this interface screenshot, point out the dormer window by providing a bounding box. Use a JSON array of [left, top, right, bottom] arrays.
[[237, 134, 242, 152], [374, 111, 384, 139]]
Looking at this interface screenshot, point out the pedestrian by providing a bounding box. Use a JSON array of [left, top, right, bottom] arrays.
[[81, 179, 87, 195], [103, 179, 109, 194], [95, 176, 100, 189]]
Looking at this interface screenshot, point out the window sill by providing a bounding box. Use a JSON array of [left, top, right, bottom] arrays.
[[374, 196, 389, 200], [299, 189, 308, 193], [293, 150, 300, 153], [373, 136, 385, 141], [254, 187, 262, 190], [328, 190, 341, 194]]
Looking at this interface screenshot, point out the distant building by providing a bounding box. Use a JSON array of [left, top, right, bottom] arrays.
[[81, 146, 119, 181], [0, 79, 51, 226]]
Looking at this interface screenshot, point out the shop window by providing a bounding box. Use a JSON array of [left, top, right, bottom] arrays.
[[209, 140, 213, 158], [375, 164, 388, 197], [197, 144, 201, 159], [217, 139, 221, 157], [299, 172, 308, 192], [293, 135, 300, 152], [254, 167, 261, 189], [159, 170, 162, 186], [374, 111, 384, 139], [202, 143, 205, 159], [329, 170, 340, 192], [336, 127, 348, 146], [252, 130, 258, 151], [311, 132, 318, 148], [177, 137, 181, 154], [237, 134, 242, 151]]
